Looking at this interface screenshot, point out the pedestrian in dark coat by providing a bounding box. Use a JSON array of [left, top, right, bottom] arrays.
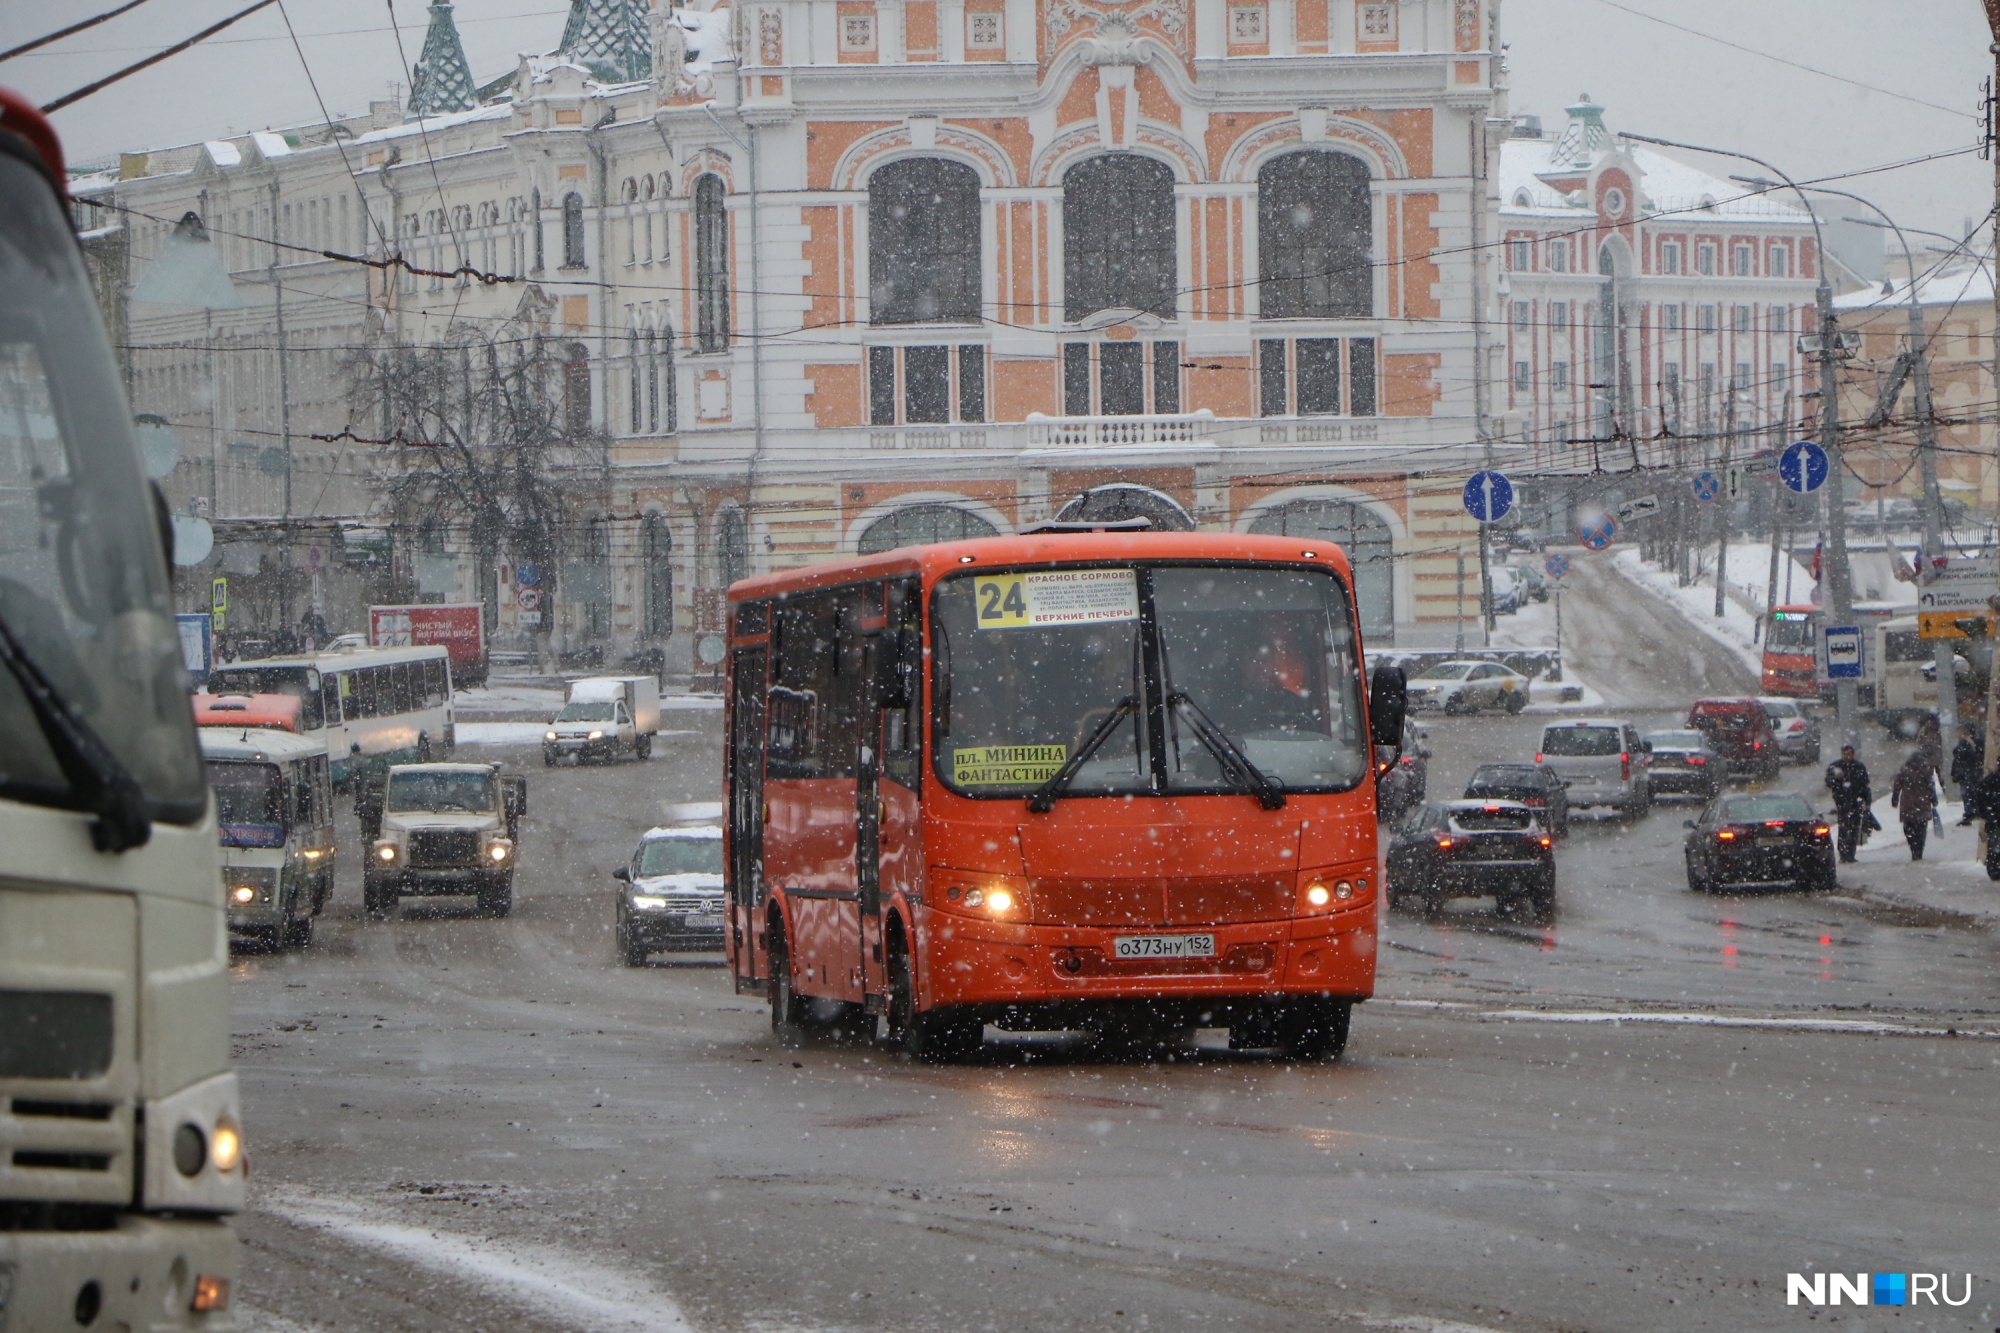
[[1970, 765, 2000, 881], [1824, 745, 1872, 863], [1951, 731, 1984, 823], [1890, 751, 1940, 861]]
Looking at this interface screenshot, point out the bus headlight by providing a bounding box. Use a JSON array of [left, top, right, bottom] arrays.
[[1299, 873, 1363, 913], [225, 869, 276, 906], [211, 1118, 243, 1173], [943, 877, 1027, 916], [232, 885, 256, 904]]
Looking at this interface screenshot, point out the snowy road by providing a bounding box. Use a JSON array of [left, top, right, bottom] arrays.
[[225, 705, 1999, 1333], [1552, 546, 1759, 707]]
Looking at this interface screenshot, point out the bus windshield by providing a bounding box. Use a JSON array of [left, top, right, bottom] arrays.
[[385, 771, 496, 813], [206, 761, 283, 826], [0, 152, 204, 821], [1766, 613, 1815, 651], [932, 564, 1366, 798]]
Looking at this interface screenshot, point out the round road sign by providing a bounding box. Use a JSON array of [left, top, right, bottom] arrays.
[[1578, 514, 1617, 551], [517, 587, 541, 613], [1544, 552, 1571, 580], [1779, 441, 1829, 494], [516, 561, 542, 587], [1463, 470, 1515, 523], [1691, 470, 1721, 503]]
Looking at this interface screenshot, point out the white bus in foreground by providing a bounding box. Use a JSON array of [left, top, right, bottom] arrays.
[[0, 91, 242, 1326], [202, 643, 454, 783]]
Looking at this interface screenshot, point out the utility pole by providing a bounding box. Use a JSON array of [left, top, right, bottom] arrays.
[[269, 176, 294, 633], [1764, 387, 1793, 636], [1455, 549, 1468, 652], [1715, 379, 1736, 617], [1984, 12, 2000, 782]]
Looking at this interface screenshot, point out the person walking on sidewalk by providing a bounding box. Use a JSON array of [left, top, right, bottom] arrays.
[[1824, 745, 1872, 863], [1952, 729, 1984, 824], [1965, 763, 2000, 880], [1890, 750, 1940, 861]]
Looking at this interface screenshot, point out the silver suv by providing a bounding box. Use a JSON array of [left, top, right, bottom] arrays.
[[1535, 719, 1651, 819]]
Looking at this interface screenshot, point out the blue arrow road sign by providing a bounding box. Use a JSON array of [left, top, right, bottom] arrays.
[[1579, 514, 1617, 550], [1779, 441, 1829, 494], [1463, 470, 1515, 523], [1691, 470, 1720, 502], [1544, 552, 1571, 580]]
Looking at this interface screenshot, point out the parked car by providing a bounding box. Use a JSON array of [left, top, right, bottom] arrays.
[[612, 825, 726, 965], [1464, 763, 1570, 838], [1641, 730, 1724, 800], [1687, 698, 1782, 784], [1487, 566, 1524, 615], [1536, 719, 1652, 818], [1506, 562, 1549, 603], [1406, 660, 1532, 715], [1385, 800, 1557, 919], [1756, 696, 1822, 765], [1507, 526, 1545, 552], [1682, 792, 1835, 894]]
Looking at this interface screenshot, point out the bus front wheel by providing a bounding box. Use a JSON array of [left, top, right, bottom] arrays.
[[1279, 998, 1352, 1062], [886, 936, 980, 1062], [768, 923, 811, 1045]]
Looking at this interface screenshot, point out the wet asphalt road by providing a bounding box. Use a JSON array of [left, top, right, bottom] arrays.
[[225, 696, 2000, 1333]]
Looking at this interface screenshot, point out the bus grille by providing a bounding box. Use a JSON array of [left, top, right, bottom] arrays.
[[409, 830, 480, 868], [1028, 876, 1291, 926]]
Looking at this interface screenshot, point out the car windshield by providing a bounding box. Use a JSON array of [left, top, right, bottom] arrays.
[[1469, 765, 1538, 784], [1417, 663, 1476, 681], [1542, 727, 1621, 757], [206, 760, 282, 826], [1761, 701, 1799, 718], [559, 702, 617, 722], [1647, 732, 1707, 749], [931, 564, 1367, 798], [637, 837, 724, 876], [0, 153, 204, 820], [1720, 795, 1815, 822], [385, 771, 497, 812]]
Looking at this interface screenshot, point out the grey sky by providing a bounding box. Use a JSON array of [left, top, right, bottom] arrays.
[[1, 0, 1991, 246]]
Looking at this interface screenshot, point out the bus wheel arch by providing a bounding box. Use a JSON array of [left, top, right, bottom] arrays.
[[767, 902, 809, 1043]]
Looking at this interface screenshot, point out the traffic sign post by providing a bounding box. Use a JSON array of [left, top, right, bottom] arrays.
[[1463, 471, 1514, 524], [1690, 471, 1720, 503], [1779, 441, 1829, 494], [1578, 514, 1616, 551]]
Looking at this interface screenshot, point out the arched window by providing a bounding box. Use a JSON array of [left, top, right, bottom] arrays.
[[868, 158, 982, 324], [563, 342, 591, 434], [856, 503, 999, 554], [1063, 155, 1177, 321], [641, 512, 673, 639], [694, 175, 730, 351], [1053, 484, 1193, 531], [1249, 498, 1394, 641], [561, 192, 586, 268], [716, 506, 749, 587], [1257, 151, 1372, 319]]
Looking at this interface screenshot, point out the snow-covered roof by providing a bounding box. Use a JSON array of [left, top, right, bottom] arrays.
[[204, 140, 242, 168], [1497, 136, 1813, 227], [249, 131, 292, 159], [349, 102, 512, 147], [1833, 260, 1995, 313]]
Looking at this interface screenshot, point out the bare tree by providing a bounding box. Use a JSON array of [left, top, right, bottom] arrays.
[[348, 302, 611, 656]]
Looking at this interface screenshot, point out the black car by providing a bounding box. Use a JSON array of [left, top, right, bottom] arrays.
[[1682, 792, 1835, 894], [1375, 719, 1432, 823], [1463, 763, 1570, 837], [1643, 730, 1724, 799], [612, 825, 727, 964], [1386, 800, 1557, 919]]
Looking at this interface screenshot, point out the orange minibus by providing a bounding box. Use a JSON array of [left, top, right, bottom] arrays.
[[724, 528, 1407, 1061]]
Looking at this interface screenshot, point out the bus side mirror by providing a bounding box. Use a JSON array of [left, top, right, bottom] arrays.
[[875, 628, 918, 709], [1368, 665, 1408, 748]]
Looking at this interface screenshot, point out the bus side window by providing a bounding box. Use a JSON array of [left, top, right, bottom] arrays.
[[391, 663, 414, 715], [882, 578, 922, 793], [298, 677, 325, 731], [353, 668, 376, 719], [422, 658, 447, 708], [322, 673, 343, 726]]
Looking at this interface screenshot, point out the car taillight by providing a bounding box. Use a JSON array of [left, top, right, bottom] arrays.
[[1753, 740, 1762, 750], [1688, 755, 1706, 765], [1621, 752, 1631, 780], [1535, 753, 1544, 764], [1717, 829, 1738, 841], [1812, 824, 1831, 839], [1436, 836, 1454, 850], [1538, 836, 1553, 848]]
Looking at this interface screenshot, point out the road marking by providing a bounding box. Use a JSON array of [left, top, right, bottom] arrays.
[[1382, 999, 1996, 1039], [262, 1191, 697, 1332]]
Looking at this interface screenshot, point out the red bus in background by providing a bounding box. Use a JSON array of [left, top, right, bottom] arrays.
[[1762, 603, 1903, 702], [723, 530, 1406, 1061], [192, 690, 303, 733], [370, 602, 487, 686]]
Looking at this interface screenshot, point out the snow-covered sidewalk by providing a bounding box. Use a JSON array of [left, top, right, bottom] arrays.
[[1831, 792, 2000, 928]]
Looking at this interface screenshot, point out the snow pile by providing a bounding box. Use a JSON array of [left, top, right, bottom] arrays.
[[1611, 548, 1764, 675], [1484, 591, 1609, 709]]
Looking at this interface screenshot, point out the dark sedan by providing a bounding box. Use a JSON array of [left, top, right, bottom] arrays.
[[1386, 800, 1557, 919], [1682, 792, 1835, 894], [1463, 763, 1570, 837], [1643, 730, 1724, 800]]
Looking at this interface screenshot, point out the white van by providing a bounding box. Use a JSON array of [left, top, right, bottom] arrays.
[[1535, 719, 1651, 818], [200, 727, 336, 948]]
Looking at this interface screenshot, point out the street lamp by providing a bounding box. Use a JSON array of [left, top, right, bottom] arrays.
[[1622, 132, 1861, 746]]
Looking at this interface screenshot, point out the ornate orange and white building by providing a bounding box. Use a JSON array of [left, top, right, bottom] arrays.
[[93, 0, 1513, 665]]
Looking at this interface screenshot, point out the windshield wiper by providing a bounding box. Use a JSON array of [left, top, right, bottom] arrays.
[[1168, 689, 1286, 810], [0, 608, 150, 851], [1027, 695, 1138, 814]]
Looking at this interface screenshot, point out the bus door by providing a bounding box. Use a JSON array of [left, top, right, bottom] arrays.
[[728, 641, 768, 989], [860, 578, 922, 1010]]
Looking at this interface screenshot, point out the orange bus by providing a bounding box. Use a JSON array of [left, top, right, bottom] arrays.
[[192, 689, 305, 733], [1761, 602, 1901, 702], [723, 529, 1406, 1061]]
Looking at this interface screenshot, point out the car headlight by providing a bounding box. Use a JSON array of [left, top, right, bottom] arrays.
[[487, 841, 512, 862], [545, 730, 558, 742], [588, 729, 604, 740], [630, 894, 669, 910], [376, 843, 398, 863]]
